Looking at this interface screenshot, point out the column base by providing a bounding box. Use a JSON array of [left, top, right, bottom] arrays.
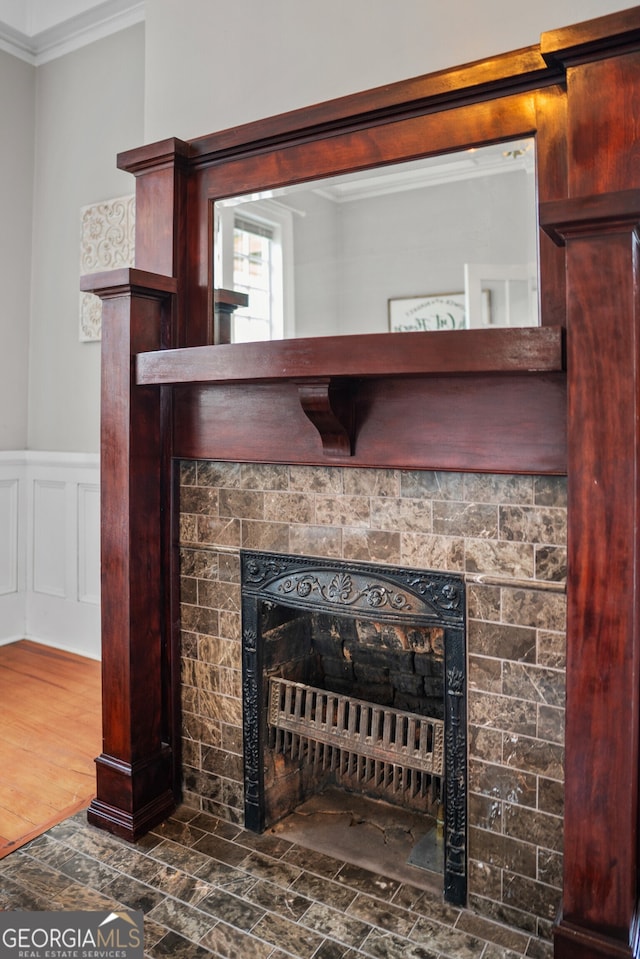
[[87, 748, 176, 842], [554, 914, 640, 959]]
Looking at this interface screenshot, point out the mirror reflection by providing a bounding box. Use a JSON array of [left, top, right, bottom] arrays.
[[213, 138, 538, 343]]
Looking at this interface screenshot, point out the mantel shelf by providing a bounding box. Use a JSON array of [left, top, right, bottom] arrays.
[[135, 326, 564, 387]]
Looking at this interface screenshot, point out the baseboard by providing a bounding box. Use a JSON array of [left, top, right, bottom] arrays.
[[0, 634, 26, 647]]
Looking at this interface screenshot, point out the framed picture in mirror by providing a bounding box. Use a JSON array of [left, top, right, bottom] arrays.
[[389, 293, 462, 332], [388, 291, 493, 331]]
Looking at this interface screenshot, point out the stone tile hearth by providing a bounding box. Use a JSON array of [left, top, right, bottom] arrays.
[[0, 805, 553, 959]]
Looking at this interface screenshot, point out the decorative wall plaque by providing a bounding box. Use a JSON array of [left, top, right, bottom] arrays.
[[79, 195, 135, 342]]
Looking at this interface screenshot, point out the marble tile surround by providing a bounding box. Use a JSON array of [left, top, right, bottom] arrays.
[[179, 463, 567, 942]]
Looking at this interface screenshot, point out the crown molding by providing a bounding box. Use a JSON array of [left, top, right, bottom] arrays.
[[0, 0, 144, 66]]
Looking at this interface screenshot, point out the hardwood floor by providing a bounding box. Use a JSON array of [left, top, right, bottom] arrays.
[[0, 639, 101, 858]]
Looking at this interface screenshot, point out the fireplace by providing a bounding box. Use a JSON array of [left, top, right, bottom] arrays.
[[179, 461, 566, 939], [84, 15, 640, 956], [239, 550, 467, 904]]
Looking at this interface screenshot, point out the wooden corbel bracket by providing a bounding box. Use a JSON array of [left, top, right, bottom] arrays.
[[296, 377, 356, 457]]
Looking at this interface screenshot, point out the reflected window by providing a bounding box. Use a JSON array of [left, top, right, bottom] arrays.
[[215, 202, 293, 342], [233, 216, 279, 342]]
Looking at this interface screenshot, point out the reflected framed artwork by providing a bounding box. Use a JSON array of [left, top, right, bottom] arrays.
[[389, 293, 467, 332]]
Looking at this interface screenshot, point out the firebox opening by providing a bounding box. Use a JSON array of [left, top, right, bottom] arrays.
[[261, 603, 446, 889], [240, 551, 467, 905]]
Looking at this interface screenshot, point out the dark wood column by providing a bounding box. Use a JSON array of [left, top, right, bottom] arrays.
[[117, 139, 196, 347], [543, 202, 640, 959], [541, 23, 640, 957], [81, 268, 178, 841]]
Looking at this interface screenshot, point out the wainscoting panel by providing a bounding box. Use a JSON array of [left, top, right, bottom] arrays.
[[0, 452, 100, 660], [0, 479, 19, 596], [78, 483, 100, 605], [32, 479, 67, 598], [0, 455, 26, 643]]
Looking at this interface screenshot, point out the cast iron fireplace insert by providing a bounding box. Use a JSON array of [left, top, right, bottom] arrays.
[[240, 550, 467, 905]]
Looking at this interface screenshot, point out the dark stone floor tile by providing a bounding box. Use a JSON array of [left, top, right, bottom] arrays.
[[146, 896, 219, 943], [126, 857, 213, 906], [301, 901, 372, 948], [164, 805, 201, 825], [232, 828, 294, 858], [148, 819, 208, 848], [411, 914, 484, 959], [148, 838, 218, 876], [250, 910, 326, 959], [347, 892, 415, 936], [483, 946, 533, 959], [392, 884, 460, 926], [361, 928, 439, 959], [58, 851, 122, 889], [197, 886, 266, 931], [291, 871, 358, 911], [1, 853, 76, 901], [313, 942, 360, 959], [195, 857, 255, 895], [525, 937, 553, 959], [46, 818, 85, 841], [389, 882, 429, 912], [147, 929, 213, 959], [130, 830, 165, 853], [193, 831, 250, 867], [58, 826, 142, 868], [0, 873, 50, 910], [455, 911, 530, 952], [282, 843, 344, 879], [103, 873, 167, 913], [68, 810, 91, 825], [200, 919, 274, 959], [243, 877, 312, 920], [49, 883, 123, 912], [188, 811, 242, 841], [144, 916, 173, 950], [22, 835, 77, 868], [237, 849, 302, 886]]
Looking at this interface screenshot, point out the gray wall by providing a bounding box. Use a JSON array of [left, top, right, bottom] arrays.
[[27, 23, 144, 452], [144, 0, 631, 143], [0, 0, 634, 454], [0, 50, 34, 449]]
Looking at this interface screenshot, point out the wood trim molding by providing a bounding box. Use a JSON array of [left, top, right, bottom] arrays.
[[542, 6, 640, 67], [540, 190, 640, 243], [118, 49, 558, 178], [135, 327, 564, 386], [80, 268, 178, 298]]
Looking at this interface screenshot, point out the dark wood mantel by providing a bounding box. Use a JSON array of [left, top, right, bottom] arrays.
[[83, 8, 640, 958]]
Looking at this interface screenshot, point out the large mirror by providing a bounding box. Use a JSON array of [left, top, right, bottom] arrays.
[[213, 137, 538, 342]]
